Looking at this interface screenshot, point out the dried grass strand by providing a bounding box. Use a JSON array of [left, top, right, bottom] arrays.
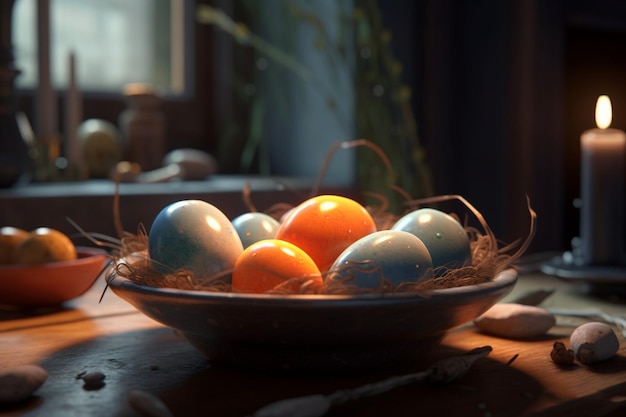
[[311, 139, 394, 198], [242, 179, 257, 213], [113, 197, 535, 296]]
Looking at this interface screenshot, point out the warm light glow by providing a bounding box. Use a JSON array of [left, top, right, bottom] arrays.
[[373, 234, 393, 246], [418, 213, 433, 224], [261, 220, 275, 233], [320, 201, 338, 212], [595, 95, 612, 129], [280, 247, 296, 257], [205, 215, 222, 232]]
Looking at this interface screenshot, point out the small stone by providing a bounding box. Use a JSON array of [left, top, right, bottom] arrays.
[[550, 341, 575, 365], [570, 322, 620, 364], [253, 394, 331, 417], [82, 371, 106, 390], [473, 303, 556, 339], [128, 389, 175, 417], [0, 365, 48, 403]]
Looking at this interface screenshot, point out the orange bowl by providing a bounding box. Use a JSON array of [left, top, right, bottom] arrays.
[[0, 247, 108, 308]]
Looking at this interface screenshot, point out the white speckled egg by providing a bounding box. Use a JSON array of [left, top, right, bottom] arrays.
[[392, 208, 471, 272], [231, 212, 281, 249], [148, 200, 244, 280], [570, 321, 620, 364], [328, 230, 433, 289]]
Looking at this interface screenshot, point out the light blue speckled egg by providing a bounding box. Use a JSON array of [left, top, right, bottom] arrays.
[[232, 212, 281, 249], [148, 200, 244, 280], [328, 230, 433, 289], [392, 208, 471, 273]]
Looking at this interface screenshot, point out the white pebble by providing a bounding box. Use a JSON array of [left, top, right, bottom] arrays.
[[570, 322, 620, 364], [473, 303, 556, 339], [253, 394, 331, 417], [0, 365, 48, 403], [128, 389, 175, 417]]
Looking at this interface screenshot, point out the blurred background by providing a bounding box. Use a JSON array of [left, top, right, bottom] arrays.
[[4, 0, 626, 257]]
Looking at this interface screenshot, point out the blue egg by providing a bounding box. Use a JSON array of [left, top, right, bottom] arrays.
[[392, 208, 471, 272], [148, 200, 244, 280], [328, 230, 433, 289], [232, 212, 281, 249]]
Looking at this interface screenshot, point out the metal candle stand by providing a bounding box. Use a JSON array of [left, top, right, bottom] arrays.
[[542, 98, 626, 295], [540, 236, 626, 296]]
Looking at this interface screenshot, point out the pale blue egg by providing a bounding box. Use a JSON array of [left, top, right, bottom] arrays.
[[328, 230, 433, 289], [392, 208, 471, 272], [148, 200, 244, 279], [232, 212, 281, 249]]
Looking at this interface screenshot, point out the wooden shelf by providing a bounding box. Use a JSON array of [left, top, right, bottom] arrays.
[[0, 176, 352, 241]]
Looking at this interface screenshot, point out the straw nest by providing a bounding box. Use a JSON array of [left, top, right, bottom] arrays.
[[98, 140, 536, 297]]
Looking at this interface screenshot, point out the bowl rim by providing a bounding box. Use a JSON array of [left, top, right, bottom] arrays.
[[108, 267, 518, 304], [0, 246, 108, 271]]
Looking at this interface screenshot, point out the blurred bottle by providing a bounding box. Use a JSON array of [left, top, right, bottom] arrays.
[[119, 83, 166, 172]]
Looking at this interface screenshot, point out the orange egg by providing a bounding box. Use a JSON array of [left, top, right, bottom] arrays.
[[0, 227, 29, 264], [232, 239, 322, 294], [275, 195, 377, 272], [13, 228, 77, 265]]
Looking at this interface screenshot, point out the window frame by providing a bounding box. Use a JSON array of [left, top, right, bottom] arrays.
[[14, 0, 219, 155]]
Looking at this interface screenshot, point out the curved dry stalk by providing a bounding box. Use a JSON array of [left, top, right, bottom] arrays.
[[242, 179, 257, 212], [310, 139, 394, 197], [407, 195, 536, 271], [405, 194, 498, 255], [547, 308, 626, 337], [196, 5, 314, 82], [390, 184, 414, 207], [66, 217, 122, 252], [504, 195, 537, 263], [361, 191, 389, 214]]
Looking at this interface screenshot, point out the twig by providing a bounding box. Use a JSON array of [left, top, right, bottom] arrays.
[[311, 139, 394, 197], [506, 353, 519, 366], [250, 346, 492, 417], [548, 308, 626, 337], [511, 288, 555, 306]]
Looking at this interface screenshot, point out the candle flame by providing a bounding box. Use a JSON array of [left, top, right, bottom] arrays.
[[595, 95, 612, 129]]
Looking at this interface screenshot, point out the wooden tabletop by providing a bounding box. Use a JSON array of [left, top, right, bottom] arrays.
[[1, 268, 626, 417]]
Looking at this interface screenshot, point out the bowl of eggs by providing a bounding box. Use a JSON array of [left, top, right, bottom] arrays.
[[108, 195, 521, 371], [0, 227, 107, 308]]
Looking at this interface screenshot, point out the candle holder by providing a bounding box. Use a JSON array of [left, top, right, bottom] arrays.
[[541, 96, 626, 294], [540, 235, 626, 295]]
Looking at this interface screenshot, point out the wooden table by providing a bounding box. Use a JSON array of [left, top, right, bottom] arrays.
[[1, 268, 626, 417]]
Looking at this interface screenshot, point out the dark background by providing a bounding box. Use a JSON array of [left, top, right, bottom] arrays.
[[377, 0, 626, 255]]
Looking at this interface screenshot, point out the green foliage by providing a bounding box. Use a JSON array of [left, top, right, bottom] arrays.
[[197, 0, 432, 213]]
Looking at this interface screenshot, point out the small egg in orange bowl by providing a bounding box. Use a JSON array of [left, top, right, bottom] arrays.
[[0, 247, 108, 308]]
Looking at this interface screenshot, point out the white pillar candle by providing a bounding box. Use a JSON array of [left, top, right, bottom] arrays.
[[65, 51, 82, 169], [580, 95, 626, 265], [36, 0, 57, 140]]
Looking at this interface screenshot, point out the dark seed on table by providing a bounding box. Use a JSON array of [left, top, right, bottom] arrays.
[[82, 371, 106, 389]]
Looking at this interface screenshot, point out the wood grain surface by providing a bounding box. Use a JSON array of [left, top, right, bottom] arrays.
[[1, 273, 625, 417]]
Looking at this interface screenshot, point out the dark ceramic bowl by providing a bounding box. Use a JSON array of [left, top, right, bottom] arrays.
[[108, 267, 517, 371]]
